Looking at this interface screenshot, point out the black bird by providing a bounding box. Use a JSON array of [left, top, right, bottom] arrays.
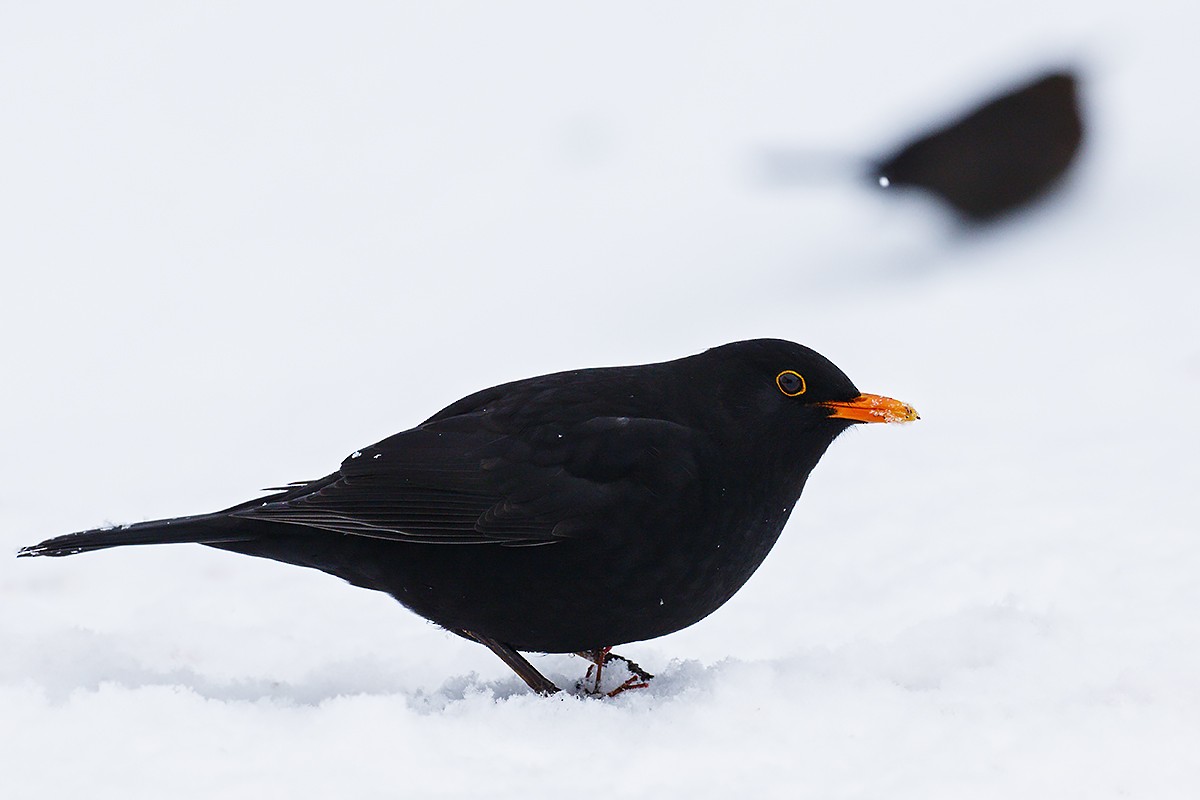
[[19, 339, 917, 695], [875, 70, 1084, 221]]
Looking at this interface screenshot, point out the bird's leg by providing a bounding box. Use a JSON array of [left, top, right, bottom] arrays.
[[586, 646, 610, 694], [575, 647, 653, 696], [461, 631, 561, 696]]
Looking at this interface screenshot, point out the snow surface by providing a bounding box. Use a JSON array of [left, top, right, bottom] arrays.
[[3, 2, 1199, 798]]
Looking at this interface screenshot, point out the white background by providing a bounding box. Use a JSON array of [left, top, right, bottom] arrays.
[[2, 2, 1197, 797]]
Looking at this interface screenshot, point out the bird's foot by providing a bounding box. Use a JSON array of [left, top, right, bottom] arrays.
[[604, 675, 651, 697], [576, 647, 653, 696]]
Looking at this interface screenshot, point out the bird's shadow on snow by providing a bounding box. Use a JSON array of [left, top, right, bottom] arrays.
[[4, 626, 717, 710], [7, 605, 1051, 711]]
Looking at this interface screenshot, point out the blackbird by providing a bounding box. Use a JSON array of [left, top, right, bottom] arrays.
[[875, 70, 1084, 221], [19, 339, 917, 695]]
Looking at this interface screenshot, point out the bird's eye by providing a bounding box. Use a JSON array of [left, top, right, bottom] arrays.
[[776, 370, 806, 396]]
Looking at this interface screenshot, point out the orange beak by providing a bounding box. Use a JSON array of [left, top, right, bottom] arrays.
[[818, 393, 919, 424]]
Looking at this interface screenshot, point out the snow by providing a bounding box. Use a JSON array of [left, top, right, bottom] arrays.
[[2, 2, 1198, 797]]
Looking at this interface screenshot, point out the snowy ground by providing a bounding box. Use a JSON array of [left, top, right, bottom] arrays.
[[3, 2, 1198, 798]]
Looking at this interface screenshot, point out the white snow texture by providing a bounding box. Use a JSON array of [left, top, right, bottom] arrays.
[[2, 2, 1198, 798]]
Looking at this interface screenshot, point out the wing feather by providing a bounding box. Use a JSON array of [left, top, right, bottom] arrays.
[[234, 416, 707, 545]]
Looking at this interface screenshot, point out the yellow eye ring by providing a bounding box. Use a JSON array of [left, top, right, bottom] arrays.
[[776, 370, 806, 396]]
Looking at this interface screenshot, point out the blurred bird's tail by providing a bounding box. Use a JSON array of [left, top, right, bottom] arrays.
[[17, 513, 259, 558]]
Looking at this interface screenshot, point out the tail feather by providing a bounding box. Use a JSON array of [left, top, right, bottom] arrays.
[[18, 513, 259, 558]]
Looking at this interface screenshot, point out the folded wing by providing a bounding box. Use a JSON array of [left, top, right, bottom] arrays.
[[235, 414, 708, 547]]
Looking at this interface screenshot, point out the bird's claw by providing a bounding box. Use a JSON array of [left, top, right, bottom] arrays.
[[576, 647, 653, 696], [605, 676, 650, 697]]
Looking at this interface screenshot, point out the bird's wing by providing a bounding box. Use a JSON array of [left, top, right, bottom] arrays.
[[233, 415, 708, 546]]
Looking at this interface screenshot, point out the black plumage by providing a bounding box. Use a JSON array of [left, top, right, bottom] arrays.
[[876, 70, 1084, 221], [20, 339, 917, 694]]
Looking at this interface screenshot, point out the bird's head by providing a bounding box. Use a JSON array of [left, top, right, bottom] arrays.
[[684, 339, 918, 464]]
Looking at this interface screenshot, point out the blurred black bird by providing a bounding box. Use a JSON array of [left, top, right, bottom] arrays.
[[20, 339, 917, 695], [875, 70, 1084, 221]]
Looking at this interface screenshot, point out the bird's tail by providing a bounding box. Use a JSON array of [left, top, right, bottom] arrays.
[[17, 513, 259, 558]]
